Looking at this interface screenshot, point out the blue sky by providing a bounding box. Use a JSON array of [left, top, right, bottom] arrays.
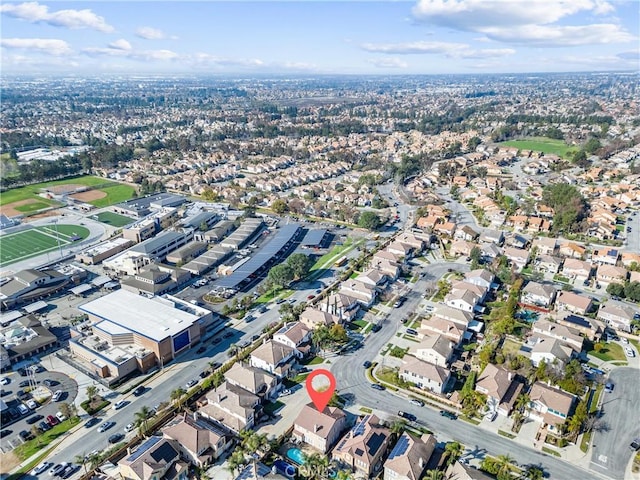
[[1, 1, 638, 74]]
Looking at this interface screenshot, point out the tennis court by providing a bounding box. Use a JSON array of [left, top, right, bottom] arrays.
[[0, 224, 90, 266]]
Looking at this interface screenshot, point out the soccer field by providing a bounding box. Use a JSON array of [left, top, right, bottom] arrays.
[[0, 224, 90, 266]]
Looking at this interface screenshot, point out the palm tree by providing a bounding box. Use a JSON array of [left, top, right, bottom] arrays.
[[520, 465, 544, 480], [300, 453, 330, 480], [211, 371, 225, 389], [85, 385, 98, 402], [389, 420, 406, 439], [226, 448, 247, 477], [135, 406, 152, 436], [75, 454, 89, 477], [422, 469, 445, 480], [335, 470, 354, 480], [171, 387, 186, 410], [87, 452, 102, 470], [443, 441, 464, 467], [494, 454, 515, 479], [515, 393, 530, 413]]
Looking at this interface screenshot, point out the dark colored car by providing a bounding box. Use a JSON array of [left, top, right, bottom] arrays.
[[199, 370, 209, 379], [212, 337, 222, 344], [440, 410, 457, 420], [223, 331, 234, 338], [19, 430, 34, 441], [363, 361, 372, 368], [252, 334, 260, 341], [8, 408, 20, 420], [38, 421, 51, 432], [133, 386, 146, 396], [19, 380, 31, 388], [16, 389, 28, 400], [108, 433, 124, 444], [398, 411, 417, 422], [371, 383, 385, 391], [371, 324, 382, 332], [630, 438, 640, 451], [196, 346, 207, 354], [0, 429, 12, 438], [210, 362, 221, 370], [46, 415, 59, 426], [0, 389, 10, 397], [26, 414, 44, 425], [85, 417, 100, 428]]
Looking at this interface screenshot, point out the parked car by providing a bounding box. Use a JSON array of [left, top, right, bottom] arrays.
[[0, 389, 10, 397], [210, 362, 221, 370], [630, 438, 640, 451], [223, 331, 234, 338], [46, 415, 59, 426], [0, 377, 9, 385], [38, 421, 51, 432], [26, 399, 38, 409], [33, 462, 53, 475], [19, 380, 31, 388], [625, 347, 635, 357], [485, 411, 498, 422], [60, 465, 79, 479], [26, 414, 44, 425], [398, 411, 417, 422], [108, 433, 124, 444], [212, 337, 223, 344], [406, 328, 418, 336], [0, 429, 12, 438], [409, 399, 424, 407], [16, 389, 29, 400], [56, 411, 67, 422], [97, 421, 115, 433], [43, 379, 57, 387], [124, 423, 136, 433], [604, 382, 614, 393], [440, 410, 457, 420], [185, 379, 197, 388], [19, 430, 34, 441], [371, 324, 382, 332], [52, 390, 63, 402], [49, 463, 68, 476], [280, 389, 292, 397], [196, 346, 207, 354], [85, 417, 100, 428]]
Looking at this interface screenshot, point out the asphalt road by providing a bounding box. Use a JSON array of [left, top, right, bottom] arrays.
[[625, 212, 640, 253], [590, 367, 640, 480], [330, 261, 609, 480]]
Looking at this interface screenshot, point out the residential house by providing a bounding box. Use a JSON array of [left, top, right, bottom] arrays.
[[621, 251, 640, 268], [444, 289, 481, 313], [479, 230, 504, 246], [411, 334, 454, 367], [559, 242, 586, 259], [597, 301, 636, 332], [529, 337, 577, 367], [532, 320, 584, 351], [339, 280, 377, 307], [292, 403, 348, 454], [198, 382, 260, 432], [387, 241, 414, 260], [528, 382, 575, 432], [556, 291, 593, 315], [357, 269, 388, 288], [464, 269, 495, 290], [562, 259, 593, 280], [503, 246, 530, 271], [383, 433, 436, 480], [505, 234, 528, 249], [434, 222, 456, 238], [532, 237, 557, 256], [119, 436, 188, 480], [316, 295, 359, 322], [475, 364, 523, 416], [479, 242, 502, 261], [161, 412, 233, 466], [521, 282, 557, 308], [225, 363, 277, 401], [431, 305, 474, 327], [445, 461, 495, 480], [536, 255, 563, 274], [332, 414, 391, 478], [450, 240, 475, 257], [250, 340, 297, 379], [399, 356, 452, 394], [596, 265, 628, 287], [557, 314, 603, 342], [592, 249, 620, 266], [273, 322, 312, 357], [455, 225, 479, 242]]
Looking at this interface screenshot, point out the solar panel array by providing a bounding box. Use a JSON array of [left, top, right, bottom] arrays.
[[300, 229, 327, 247], [387, 433, 410, 460], [126, 435, 163, 462], [352, 415, 370, 437], [216, 223, 301, 289]]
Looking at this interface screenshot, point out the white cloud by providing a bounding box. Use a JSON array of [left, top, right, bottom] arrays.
[[0, 2, 114, 32], [135, 26, 169, 40], [0, 37, 72, 56], [368, 58, 409, 69], [361, 40, 514, 58], [109, 39, 132, 51], [411, 0, 632, 47]]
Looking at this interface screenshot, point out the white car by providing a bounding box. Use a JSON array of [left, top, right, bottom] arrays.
[[0, 377, 9, 385], [113, 400, 127, 410], [33, 462, 53, 475], [279, 389, 292, 397], [52, 390, 63, 402], [56, 411, 68, 422], [185, 379, 197, 389], [625, 347, 635, 358], [124, 423, 135, 433], [621, 337, 629, 344], [26, 399, 38, 410]]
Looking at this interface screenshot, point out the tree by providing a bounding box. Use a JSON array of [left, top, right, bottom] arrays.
[[267, 264, 294, 291], [170, 387, 187, 410], [59, 402, 73, 420], [606, 282, 625, 298], [300, 452, 330, 480], [86, 385, 98, 402], [469, 246, 482, 270], [541, 184, 587, 234], [201, 187, 218, 202], [75, 454, 90, 477], [515, 393, 530, 413], [624, 281, 640, 302], [287, 253, 313, 280], [494, 454, 516, 480], [226, 448, 247, 476], [357, 211, 382, 230], [199, 220, 209, 232], [271, 198, 289, 214], [444, 441, 464, 466], [521, 465, 544, 480], [211, 371, 225, 389], [422, 470, 445, 480], [135, 406, 152, 436]]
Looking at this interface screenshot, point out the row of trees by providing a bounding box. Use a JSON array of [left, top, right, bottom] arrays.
[[606, 281, 640, 303], [265, 253, 314, 292]]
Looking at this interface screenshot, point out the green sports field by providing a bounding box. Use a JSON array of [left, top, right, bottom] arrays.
[[95, 211, 134, 227], [499, 137, 578, 159], [0, 224, 90, 266]]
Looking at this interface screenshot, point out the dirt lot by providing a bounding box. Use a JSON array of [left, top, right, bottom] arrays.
[[46, 184, 84, 194], [71, 190, 106, 202], [0, 198, 44, 217], [0, 450, 21, 473]]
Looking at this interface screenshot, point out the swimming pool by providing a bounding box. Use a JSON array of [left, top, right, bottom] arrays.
[[286, 448, 305, 465], [517, 309, 539, 322]]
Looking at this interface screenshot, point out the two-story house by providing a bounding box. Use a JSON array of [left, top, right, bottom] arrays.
[[292, 403, 348, 454], [250, 340, 297, 379], [383, 433, 436, 480], [332, 415, 391, 478], [475, 364, 523, 416], [528, 382, 575, 432]]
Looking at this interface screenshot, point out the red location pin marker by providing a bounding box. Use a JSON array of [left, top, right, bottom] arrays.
[[305, 368, 336, 413]]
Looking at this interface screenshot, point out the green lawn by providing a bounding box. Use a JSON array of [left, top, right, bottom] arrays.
[[500, 137, 578, 159], [1, 175, 134, 209], [588, 342, 627, 362], [0, 224, 90, 266], [96, 211, 134, 227], [14, 201, 52, 212], [15, 417, 80, 460], [263, 400, 285, 415], [89, 184, 136, 207]]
